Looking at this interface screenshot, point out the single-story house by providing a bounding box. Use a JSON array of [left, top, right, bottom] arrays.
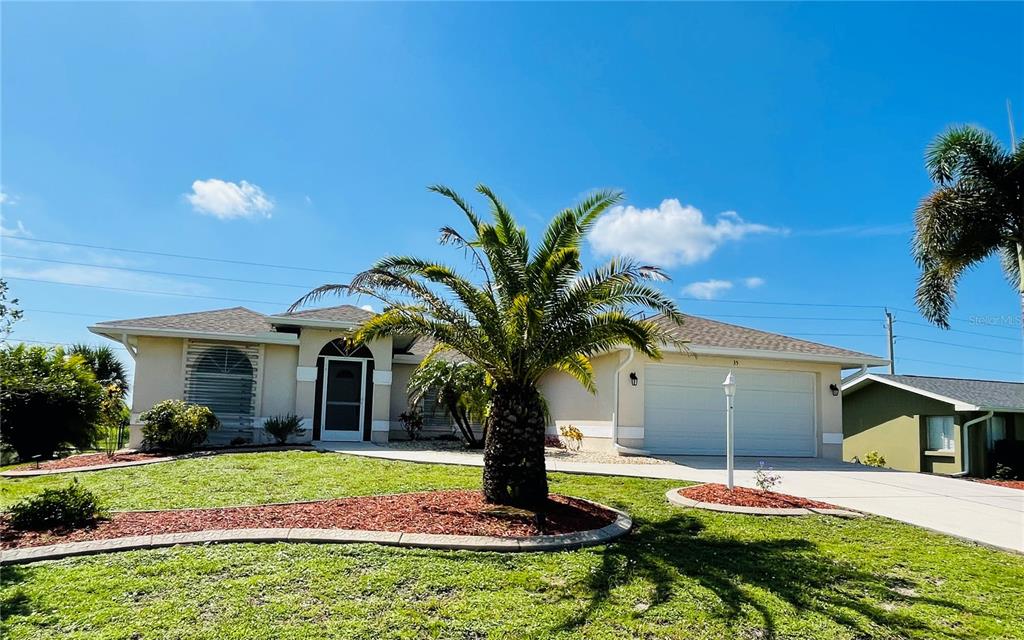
[[842, 373, 1024, 476], [89, 305, 887, 458]]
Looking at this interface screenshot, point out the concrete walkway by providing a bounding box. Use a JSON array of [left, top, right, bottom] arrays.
[[318, 442, 1024, 553]]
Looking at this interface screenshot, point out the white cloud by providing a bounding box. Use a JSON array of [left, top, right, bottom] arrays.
[[681, 279, 733, 300], [589, 199, 783, 266], [0, 215, 30, 238], [743, 276, 765, 289], [359, 304, 374, 312], [0, 191, 9, 205], [186, 179, 273, 220]]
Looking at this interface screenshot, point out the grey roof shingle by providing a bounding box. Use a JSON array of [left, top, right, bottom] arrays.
[[273, 305, 375, 324], [865, 374, 1024, 410], [93, 307, 273, 335], [650, 314, 882, 361]]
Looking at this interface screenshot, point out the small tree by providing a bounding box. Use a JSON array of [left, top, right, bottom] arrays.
[[69, 344, 129, 397], [408, 359, 491, 448], [0, 279, 23, 338], [0, 345, 105, 460]]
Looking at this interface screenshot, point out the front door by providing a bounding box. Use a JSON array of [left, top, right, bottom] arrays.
[[320, 358, 366, 441]]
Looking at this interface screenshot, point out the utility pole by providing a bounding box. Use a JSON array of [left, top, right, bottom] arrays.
[[885, 309, 895, 375]]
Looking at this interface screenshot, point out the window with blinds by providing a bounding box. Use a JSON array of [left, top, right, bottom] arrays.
[[184, 341, 259, 439]]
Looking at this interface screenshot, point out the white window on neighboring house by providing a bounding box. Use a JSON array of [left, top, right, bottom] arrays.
[[926, 416, 955, 452], [988, 416, 1006, 450]]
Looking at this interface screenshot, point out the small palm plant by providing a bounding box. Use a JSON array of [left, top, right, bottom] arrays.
[[294, 184, 684, 506], [913, 125, 1024, 328], [407, 359, 490, 448]]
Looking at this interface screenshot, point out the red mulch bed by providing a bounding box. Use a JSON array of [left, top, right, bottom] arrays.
[[679, 483, 836, 510], [974, 479, 1024, 490], [0, 490, 616, 550], [8, 452, 166, 471]]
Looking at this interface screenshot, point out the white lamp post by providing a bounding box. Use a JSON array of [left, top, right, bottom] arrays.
[[722, 371, 736, 490]]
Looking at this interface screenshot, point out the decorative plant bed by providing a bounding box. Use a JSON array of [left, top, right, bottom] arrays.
[[974, 479, 1024, 490], [666, 484, 864, 518], [0, 491, 631, 563], [5, 452, 168, 473]]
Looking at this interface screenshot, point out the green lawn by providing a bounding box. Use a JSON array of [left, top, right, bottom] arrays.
[[2, 451, 1022, 639]]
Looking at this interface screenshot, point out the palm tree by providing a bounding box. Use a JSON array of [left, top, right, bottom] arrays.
[[407, 359, 491, 448], [69, 344, 129, 397], [913, 125, 1024, 328], [294, 185, 684, 507]]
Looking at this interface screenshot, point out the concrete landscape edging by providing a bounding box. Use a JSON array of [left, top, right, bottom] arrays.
[[0, 502, 632, 565], [665, 486, 865, 518]]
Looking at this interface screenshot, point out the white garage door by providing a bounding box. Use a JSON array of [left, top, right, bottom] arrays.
[[644, 365, 816, 456]]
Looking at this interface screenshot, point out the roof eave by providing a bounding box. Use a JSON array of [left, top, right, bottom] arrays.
[[264, 315, 362, 330], [88, 325, 299, 346], [663, 344, 889, 368], [840, 373, 999, 411]]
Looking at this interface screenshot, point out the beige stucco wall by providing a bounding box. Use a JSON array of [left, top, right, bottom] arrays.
[[125, 336, 185, 447], [260, 344, 298, 418], [538, 350, 845, 458], [130, 336, 185, 415]]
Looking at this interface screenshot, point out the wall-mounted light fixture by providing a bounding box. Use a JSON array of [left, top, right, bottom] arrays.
[[629, 372, 638, 387], [829, 383, 840, 397]]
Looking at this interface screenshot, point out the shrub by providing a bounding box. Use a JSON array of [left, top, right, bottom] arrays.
[[991, 439, 1023, 479], [0, 345, 105, 460], [140, 400, 219, 453], [754, 461, 782, 492], [558, 424, 583, 451], [862, 451, 887, 468], [399, 409, 424, 441], [264, 414, 305, 445], [544, 435, 565, 449], [6, 481, 103, 531]]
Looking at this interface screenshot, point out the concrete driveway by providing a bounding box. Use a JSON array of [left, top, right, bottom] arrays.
[[320, 443, 1024, 553]]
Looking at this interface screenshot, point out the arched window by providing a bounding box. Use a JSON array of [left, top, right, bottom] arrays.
[[184, 344, 257, 433]]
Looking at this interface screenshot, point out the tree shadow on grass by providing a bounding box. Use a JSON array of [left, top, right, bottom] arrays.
[[0, 566, 35, 621], [554, 513, 977, 639]]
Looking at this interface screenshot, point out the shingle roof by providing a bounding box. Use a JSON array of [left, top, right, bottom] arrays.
[[93, 307, 273, 335], [650, 314, 882, 362], [859, 374, 1024, 410], [273, 305, 375, 324]]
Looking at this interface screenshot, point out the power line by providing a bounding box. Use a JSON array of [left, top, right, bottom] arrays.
[[787, 332, 880, 338], [899, 335, 1022, 356], [896, 356, 1021, 378], [22, 308, 110, 319], [701, 313, 880, 323], [1, 234, 358, 276], [676, 296, 882, 310], [5, 276, 292, 307], [4, 337, 132, 353], [4, 254, 319, 289], [899, 319, 1022, 343]]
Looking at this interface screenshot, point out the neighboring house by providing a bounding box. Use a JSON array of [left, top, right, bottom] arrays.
[[842, 373, 1024, 476], [90, 305, 886, 458]]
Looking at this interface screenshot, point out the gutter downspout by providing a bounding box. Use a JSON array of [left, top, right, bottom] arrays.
[[952, 411, 993, 477], [612, 348, 652, 456]]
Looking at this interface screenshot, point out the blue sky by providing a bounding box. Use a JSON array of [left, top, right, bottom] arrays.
[[2, 1, 1022, 390]]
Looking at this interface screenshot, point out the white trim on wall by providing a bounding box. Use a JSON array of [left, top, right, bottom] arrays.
[[821, 432, 843, 445], [372, 370, 393, 385], [296, 366, 318, 382], [371, 420, 390, 432]]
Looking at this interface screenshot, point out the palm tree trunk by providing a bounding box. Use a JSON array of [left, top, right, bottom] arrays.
[[1017, 242, 1024, 334], [482, 382, 548, 507]]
